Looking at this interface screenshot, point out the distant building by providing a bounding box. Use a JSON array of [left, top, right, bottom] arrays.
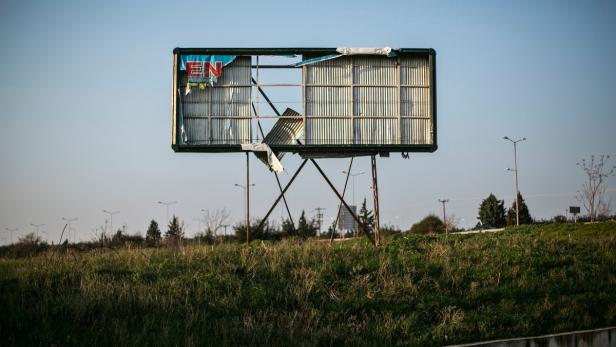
[[338, 205, 357, 236]]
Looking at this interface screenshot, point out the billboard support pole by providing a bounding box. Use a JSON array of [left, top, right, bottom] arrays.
[[246, 152, 250, 245], [330, 157, 354, 244], [371, 155, 381, 246], [310, 159, 376, 246]]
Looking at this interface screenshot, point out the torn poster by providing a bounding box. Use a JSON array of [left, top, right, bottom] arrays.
[[241, 143, 284, 173], [180, 55, 236, 93]]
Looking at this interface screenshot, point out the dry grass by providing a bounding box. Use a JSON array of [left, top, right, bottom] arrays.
[[1, 222, 615, 346]]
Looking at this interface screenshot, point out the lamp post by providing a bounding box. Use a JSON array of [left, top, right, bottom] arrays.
[[503, 136, 526, 226], [342, 170, 365, 207], [103, 210, 120, 234], [438, 199, 450, 234], [62, 217, 78, 243], [5, 228, 18, 244], [158, 201, 178, 224]]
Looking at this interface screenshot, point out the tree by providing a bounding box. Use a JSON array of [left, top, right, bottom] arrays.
[[297, 210, 317, 238], [145, 220, 161, 246], [552, 215, 567, 223], [280, 218, 296, 237], [358, 198, 374, 235], [202, 208, 231, 241], [478, 194, 506, 228], [18, 232, 42, 245], [506, 192, 533, 226], [410, 215, 444, 234], [444, 213, 461, 232], [576, 155, 615, 221], [166, 215, 184, 245], [234, 219, 280, 242]]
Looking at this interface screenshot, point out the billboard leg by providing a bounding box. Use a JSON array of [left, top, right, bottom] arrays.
[[252, 102, 296, 233], [254, 159, 308, 235], [309, 159, 376, 246], [371, 155, 381, 246], [246, 152, 250, 245]]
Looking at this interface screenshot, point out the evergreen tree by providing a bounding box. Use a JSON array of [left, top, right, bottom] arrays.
[[506, 192, 533, 226], [145, 220, 161, 246], [281, 218, 296, 237], [358, 198, 374, 234], [478, 194, 506, 228], [297, 210, 316, 238], [234, 219, 280, 242], [166, 215, 184, 242]]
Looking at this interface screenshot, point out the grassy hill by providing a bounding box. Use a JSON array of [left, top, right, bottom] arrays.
[[1, 222, 615, 346]]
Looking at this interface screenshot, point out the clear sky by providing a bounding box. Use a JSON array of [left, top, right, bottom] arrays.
[[1, 0, 615, 243]]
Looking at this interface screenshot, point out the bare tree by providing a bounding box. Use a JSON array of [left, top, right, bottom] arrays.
[[202, 208, 231, 242], [576, 155, 615, 222], [444, 213, 461, 232]]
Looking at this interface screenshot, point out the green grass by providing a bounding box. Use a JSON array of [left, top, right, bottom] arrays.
[[1, 222, 615, 346]]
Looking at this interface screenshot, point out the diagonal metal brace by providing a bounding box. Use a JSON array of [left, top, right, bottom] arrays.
[[252, 77, 281, 116], [309, 159, 376, 246], [252, 102, 296, 230], [254, 159, 308, 234]]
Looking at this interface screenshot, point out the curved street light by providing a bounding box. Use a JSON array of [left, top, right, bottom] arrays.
[[503, 136, 526, 226]]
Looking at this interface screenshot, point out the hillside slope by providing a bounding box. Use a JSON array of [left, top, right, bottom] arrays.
[[1, 222, 615, 346]]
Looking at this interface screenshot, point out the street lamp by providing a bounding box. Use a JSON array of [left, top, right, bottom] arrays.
[[158, 201, 178, 224], [62, 217, 78, 243], [103, 210, 120, 234], [5, 228, 18, 244], [503, 136, 526, 226], [342, 170, 365, 207], [438, 199, 450, 234]]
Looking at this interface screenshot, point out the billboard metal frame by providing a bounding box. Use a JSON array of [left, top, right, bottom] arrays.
[[172, 47, 437, 155]]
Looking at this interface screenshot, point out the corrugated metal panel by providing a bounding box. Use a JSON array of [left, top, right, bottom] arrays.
[[183, 118, 209, 144], [354, 87, 397, 117], [401, 87, 430, 117], [306, 87, 351, 116], [211, 118, 251, 144], [401, 118, 432, 145], [353, 56, 396, 85], [264, 108, 304, 145], [354, 118, 398, 145], [400, 56, 430, 86], [305, 56, 351, 85], [210, 87, 251, 117], [181, 88, 210, 118], [305, 118, 352, 145], [179, 57, 251, 144]]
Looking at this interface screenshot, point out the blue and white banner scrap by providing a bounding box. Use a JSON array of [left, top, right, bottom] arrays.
[[180, 55, 236, 84]]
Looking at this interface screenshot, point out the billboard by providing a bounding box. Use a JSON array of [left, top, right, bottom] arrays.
[[172, 48, 436, 157]]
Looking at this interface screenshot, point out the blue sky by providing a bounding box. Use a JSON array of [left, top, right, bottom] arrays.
[[1, 0, 615, 243]]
